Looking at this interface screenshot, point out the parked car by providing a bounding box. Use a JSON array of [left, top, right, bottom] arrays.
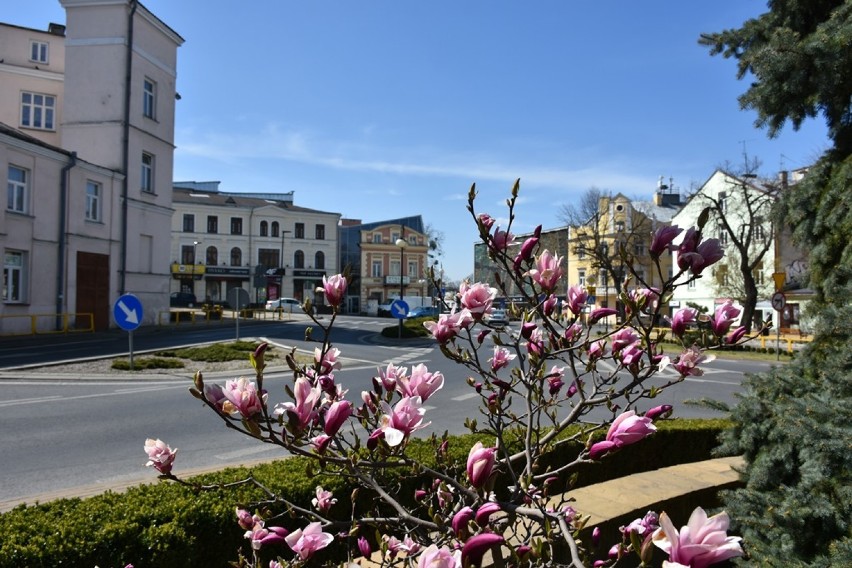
[[265, 297, 301, 312], [170, 292, 197, 308], [485, 308, 509, 326], [377, 299, 398, 317], [406, 306, 439, 319]]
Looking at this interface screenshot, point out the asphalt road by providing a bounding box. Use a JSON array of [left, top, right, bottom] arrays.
[[0, 316, 778, 512]]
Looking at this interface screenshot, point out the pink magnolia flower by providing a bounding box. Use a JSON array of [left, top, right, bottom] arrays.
[[311, 434, 332, 453], [462, 533, 505, 567], [323, 399, 352, 436], [547, 365, 565, 395], [726, 325, 747, 344], [475, 502, 502, 526], [285, 522, 334, 560], [452, 506, 474, 536], [144, 438, 177, 475], [478, 213, 496, 230], [542, 293, 559, 316], [564, 322, 583, 343], [589, 307, 617, 324], [622, 511, 659, 536], [245, 525, 288, 550], [611, 328, 640, 353], [222, 377, 266, 418], [312, 486, 336, 513], [607, 410, 656, 447], [489, 228, 515, 252], [678, 238, 724, 275], [378, 362, 407, 391], [673, 345, 715, 377], [315, 346, 342, 374], [526, 326, 545, 356], [459, 281, 497, 319], [671, 308, 697, 338], [385, 534, 421, 557], [236, 508, 262, 531], [467, 441, 497, 488], [423, 309, 473, 343], [418, 544, 461, 568], [566, 284, 589, 316], [712, 301, 741, 337], [274, 376, 322, 430], [358, 536, 372, 557], [397, 363, 444, 401], [645, 404, 673, 421], [526, 249, 564, 291], [320, 274, 347, 307], [677, 227, 701, 260], [652, 507, 743, 568], [490, 346, 516, 372], [378, 396, 428, 447], [650, 225, 683, 257], [588, 339, 607, 359], [621, 343, 645, 366]]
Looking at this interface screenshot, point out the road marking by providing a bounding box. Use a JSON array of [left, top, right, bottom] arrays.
[[452, 392, 479, 401], [215, 444, 281, 461], [0, 394, 62, 407]]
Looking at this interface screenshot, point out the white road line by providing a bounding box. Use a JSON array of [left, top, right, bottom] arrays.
[[452, 392, 479, 401], [0, 395, 62, 407], [215, 445, 281, 461]]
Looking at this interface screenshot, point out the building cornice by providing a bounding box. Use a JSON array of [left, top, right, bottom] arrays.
[[0, 64, 64, 82]]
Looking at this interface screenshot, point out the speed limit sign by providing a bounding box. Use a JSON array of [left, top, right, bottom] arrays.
[[771, 291, 786, 311]]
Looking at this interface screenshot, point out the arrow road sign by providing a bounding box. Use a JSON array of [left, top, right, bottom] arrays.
[[113, 294, 143, 331], [391, 299, 410, 319]]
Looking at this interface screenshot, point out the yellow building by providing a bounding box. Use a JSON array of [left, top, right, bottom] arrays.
[[565, 188, 681, 323]]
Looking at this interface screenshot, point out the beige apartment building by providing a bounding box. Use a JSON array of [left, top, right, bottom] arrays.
[[171, 183, 341, 309], [0, 1, 182, 332], [565, 188, 681, 323], [358, 222, 429, 314]]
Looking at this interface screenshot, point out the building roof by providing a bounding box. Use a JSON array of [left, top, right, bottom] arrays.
[[172, 185, 340, 217]]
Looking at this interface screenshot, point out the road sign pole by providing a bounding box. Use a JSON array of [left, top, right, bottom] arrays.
[[129, 330, 134, 370]]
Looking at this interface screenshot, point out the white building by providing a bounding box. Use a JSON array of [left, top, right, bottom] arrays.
[[669, 169, 809, 332], [1, 1, 183, 332], [171, 183, 341, 310]]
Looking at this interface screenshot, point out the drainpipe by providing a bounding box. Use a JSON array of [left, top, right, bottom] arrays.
[[56, 151, 77, 330], [119, 0, 138, 294]]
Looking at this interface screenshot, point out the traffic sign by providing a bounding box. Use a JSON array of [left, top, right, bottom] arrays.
[[113, 294, 143, 331], [771, 291, 786, 312], [390, 299, 410, 319]]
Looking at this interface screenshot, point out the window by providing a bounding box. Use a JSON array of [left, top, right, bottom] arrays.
[[182, 214, 195, 232], [372, 260, 382, 277], [372, 233, 382, 243], [21, 92, 55, 130], [754, 218, 766, 241], [408, 260, 418, 278], [260, 221, 268, 237], [718, 226, 728, 246], [390, 260, 401, 276], [718, 191, 727, 213], [392, 232, 400, 243], [181, 245, 195, 264], [206, 246, 218, 265], [230, 247, 242, 266], [30, 40, 49, 63], [688, 278, 696, 290], [230, 217, 243, 235], [577, 245, 585, 260], [315, 251, 325, 269], [578, 269, 586, 286], [294, 223, 305, 239], [85, 180, 101, 221], [3, 251, 26, 302], [271, 221, 279, 237], [615, 221, 625, 232], [143, 78, 156, 119], [634, 242, 645, 256], [7, 165, 28, 213], [141, 152, 154, 193], [316, 224, 325, 239], [294, 250, 304, 268], [207, 215, 218, 233]]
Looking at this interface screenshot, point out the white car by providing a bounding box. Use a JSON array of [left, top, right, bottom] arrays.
[[265, 297, 301, 312], [486, 309, 509, 326]]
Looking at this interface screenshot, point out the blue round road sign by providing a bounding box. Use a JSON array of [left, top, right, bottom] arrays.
[[390, 299, 410, 319], [114, 294, 143, 331]]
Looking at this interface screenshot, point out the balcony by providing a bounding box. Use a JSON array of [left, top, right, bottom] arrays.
[[384, 275, 411, 286]]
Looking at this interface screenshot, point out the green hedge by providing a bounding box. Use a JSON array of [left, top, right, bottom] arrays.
[[0, 419, 731, 568]]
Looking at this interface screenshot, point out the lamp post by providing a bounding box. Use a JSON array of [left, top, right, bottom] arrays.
[[395, 230, 408, 339], [193, 240, 200, 299], [279, 229, 292, 298]]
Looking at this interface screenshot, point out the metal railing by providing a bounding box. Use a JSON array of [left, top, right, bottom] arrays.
[[0, 313, 94, 336]]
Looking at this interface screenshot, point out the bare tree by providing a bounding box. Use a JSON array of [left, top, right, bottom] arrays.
[[558, 186, 603, 227], [699, 159, 777, 331]]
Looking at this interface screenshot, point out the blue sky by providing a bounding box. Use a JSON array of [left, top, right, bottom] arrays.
[[11, 1, 830, 281]]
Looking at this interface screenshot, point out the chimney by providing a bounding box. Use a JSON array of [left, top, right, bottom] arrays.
[[778, 170, 789, 189]]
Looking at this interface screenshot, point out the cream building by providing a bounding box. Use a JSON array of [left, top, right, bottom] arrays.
[[358, 222, 429, 315], [171, 183, 341, 309], [0, 1, 182, 332]]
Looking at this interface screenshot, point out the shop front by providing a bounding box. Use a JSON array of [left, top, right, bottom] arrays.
[[293, 269, 326, 308], [202, 265, 251, 307]]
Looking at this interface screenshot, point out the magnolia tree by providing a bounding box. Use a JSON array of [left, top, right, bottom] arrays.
[[145, 183, 745, 568]]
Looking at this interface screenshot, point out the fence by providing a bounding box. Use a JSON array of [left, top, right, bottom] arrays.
[[0, 313, 94, 336]]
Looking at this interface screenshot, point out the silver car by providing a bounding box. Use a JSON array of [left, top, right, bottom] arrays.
[[265, 297, 301, 312]]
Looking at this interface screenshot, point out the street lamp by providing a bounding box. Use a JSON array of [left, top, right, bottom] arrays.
[[193, 240, 200, 299], [396, 231, 408, 339], [280, 229, 292, 298]]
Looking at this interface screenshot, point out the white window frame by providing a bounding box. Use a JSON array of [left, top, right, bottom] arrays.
[[7, 165, 28, 214], [21, 92, 56, 130], [85, 180, 101, 221], [390, 260, 401, 277], [143, 78, 156, 119], [408, 260, 418, 278], [141, 152, 154, 193], [3, 251, 27, 303], [372, 233, 382, 243], [372, 261, 382, 277], [30, 40, 49, 64], [578, 269, 586, 286]]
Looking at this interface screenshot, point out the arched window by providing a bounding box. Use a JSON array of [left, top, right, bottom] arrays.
[[206, 246, 218, 266], [315, 251, 325, 269], [230, 247, 242, 266], [271, 221, 279, 238], [260, 221, 268, 237], [294, 250, 305, 269]]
